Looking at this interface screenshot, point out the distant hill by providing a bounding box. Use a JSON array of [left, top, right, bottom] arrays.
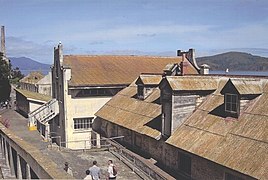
[[9, 57, 51, 75], [196, 52, 268, 71]]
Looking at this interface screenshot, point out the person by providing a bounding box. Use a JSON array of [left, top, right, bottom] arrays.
[[107, 160, 116, 180], [64, 162, 73, 176], [89, 160, 101, 180], [84, 170, 93, 180]]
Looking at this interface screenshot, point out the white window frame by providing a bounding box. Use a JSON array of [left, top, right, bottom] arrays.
[[225, 93, 238, 114], [73, 117, 93, 130]]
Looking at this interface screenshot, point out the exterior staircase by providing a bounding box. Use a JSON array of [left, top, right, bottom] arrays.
[[28, 99, 59, 131]]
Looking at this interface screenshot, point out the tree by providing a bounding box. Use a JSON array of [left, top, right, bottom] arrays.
[[0, 52, 11, 102], [10, 66, 24, 85]]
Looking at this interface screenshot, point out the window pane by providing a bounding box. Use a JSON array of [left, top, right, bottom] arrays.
[[226, 103, 231, 111], [226, 94, 231, 102], [232, 95, 237, 104], [74, 118, 93, 130], [225, 94, 239, 114], [232, 103, 237, 112]]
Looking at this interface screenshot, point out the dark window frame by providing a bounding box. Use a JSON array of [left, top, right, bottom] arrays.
[[225, 93, 239, 114], [73, 117, 93, 130]]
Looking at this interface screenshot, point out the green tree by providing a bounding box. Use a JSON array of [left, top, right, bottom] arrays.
[[0, 52, 11, 102], [10, 66, 24, 85]]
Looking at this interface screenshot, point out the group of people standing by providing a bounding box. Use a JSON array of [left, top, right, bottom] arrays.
[[85, 160, 117, 180], [64, 160, 117, 180]]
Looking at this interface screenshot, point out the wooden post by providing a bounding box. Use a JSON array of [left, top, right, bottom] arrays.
[[26, 163, 31, 179], [17, 153, 22, 179], [96, 133, 101, 148], [9, 145, 15, 176], [4, 139, 9, 168]]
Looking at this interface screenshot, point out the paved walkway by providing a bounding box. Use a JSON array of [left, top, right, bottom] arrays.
[[0, 109, 141, 179]]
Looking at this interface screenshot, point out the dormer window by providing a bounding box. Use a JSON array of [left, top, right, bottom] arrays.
[[137, 85, 154, 100], [225, 93, 239, 114], [135, 74, 162, 100], [221, 79, 262, 118]]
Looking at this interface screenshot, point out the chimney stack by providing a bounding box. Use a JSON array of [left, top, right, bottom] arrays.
[[180, 53, 189, 76], [1, 26, 6, 56]]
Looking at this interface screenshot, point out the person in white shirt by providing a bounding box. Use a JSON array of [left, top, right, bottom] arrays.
[[89, 160, 101, 180], [84, 170, 93, 180], [64, 162, 73, 176], [107, 160, 116, 180]]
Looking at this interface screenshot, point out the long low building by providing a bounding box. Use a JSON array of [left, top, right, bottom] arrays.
[[94, 74, 268, 180]]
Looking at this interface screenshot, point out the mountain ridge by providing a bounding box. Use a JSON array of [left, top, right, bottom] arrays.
[[9, 57, 51, 75], [196, 51, 268, 71]]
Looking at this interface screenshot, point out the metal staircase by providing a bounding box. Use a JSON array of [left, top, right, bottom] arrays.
[[28, 98, 59, 128]]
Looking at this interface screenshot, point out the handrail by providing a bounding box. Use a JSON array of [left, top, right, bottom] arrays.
[[28, 99, 59, 127], [107, 139, 175, 180], [28, 99, 58, 117]]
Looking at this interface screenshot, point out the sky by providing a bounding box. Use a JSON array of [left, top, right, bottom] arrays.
[[0, 0, 268, 64]]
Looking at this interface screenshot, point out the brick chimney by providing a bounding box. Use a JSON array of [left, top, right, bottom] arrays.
[[1, 26, 6, 56], [180, 53, 188, 76]]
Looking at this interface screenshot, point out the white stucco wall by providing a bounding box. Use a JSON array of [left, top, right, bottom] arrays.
[[65, 95, 111, 149], [29, 101, 44, 113]]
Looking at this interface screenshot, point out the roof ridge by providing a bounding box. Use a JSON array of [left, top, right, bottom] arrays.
[[63, 54, 179, 58]]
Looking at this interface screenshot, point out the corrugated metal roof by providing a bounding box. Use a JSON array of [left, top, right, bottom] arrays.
[[96, 76, 267, 179], [137, 75, 162, 85], [144, 88, 160, 103], [95, 87, 161, 139], [15, 88, 51, 102], [117, 86, 137, 97], [167, 88, 268, 179], [163, 63, 177, 71], [165, 76, 218, 91], [63, 55, 198, 87], [20, 71, 44, 84], [231, 78, 262, 94]]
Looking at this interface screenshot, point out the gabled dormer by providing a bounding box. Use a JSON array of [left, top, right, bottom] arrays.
[[159, 76, 218, 138], [220, 79, 262, 118], [135, 74, 162, 100]]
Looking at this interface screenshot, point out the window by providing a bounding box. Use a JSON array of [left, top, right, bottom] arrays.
[[75, 89, 113, 97], [225, 93, 238, 113], [225, 172, 244, 180], [73, 117, 93, 130], [179, 153, 191, 175]]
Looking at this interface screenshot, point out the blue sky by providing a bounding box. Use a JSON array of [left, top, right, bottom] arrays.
[[0, 0, 268, 64]]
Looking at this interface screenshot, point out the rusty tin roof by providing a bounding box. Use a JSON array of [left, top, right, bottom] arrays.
[[63, 55, 198, 87]]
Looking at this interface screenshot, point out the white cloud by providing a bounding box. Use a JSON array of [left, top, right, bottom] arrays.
[[6, 36, 52, 63], [59, 24, 212, 43]]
